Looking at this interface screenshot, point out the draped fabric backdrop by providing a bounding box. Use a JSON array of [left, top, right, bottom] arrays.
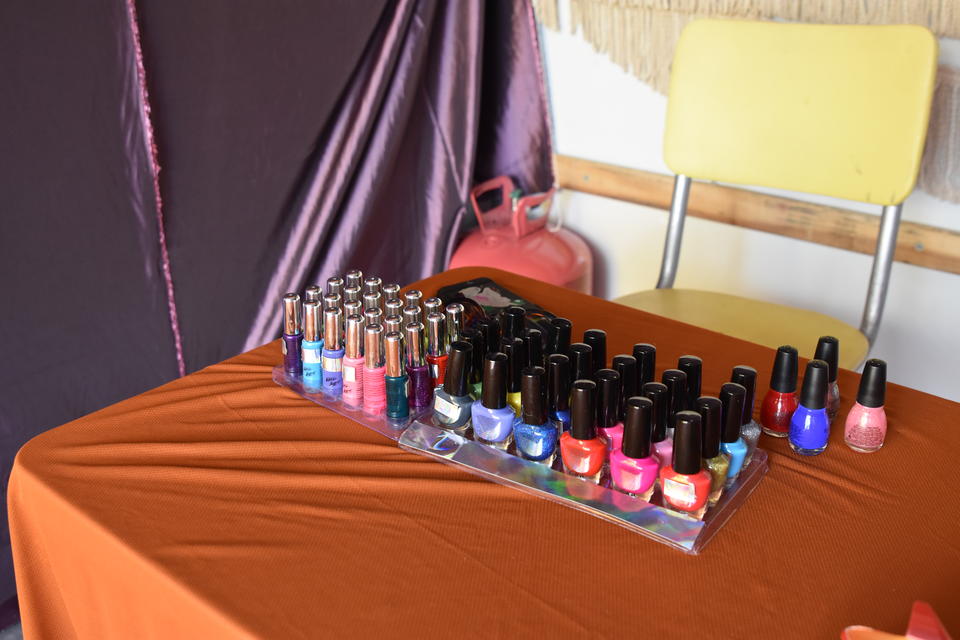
[[533, 0, 960, 203], [0, 0, 553, 610]]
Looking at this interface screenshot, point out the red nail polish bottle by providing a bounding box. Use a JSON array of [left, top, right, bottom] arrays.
[[560, 380, 606, 482], [658, 411, 712, 520], [760, 345, 799, 437]]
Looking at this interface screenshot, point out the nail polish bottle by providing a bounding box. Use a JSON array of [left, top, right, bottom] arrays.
[[471, 352, 515, 448], [322, 308, 345, 398], [384, 332, 409, 421], [568, 342, 594, 383], [460, 329, 484, 399], [501, 337, 526, 414], [501, 306, 525, 341], [363, 276, 382, 296], [304, 285, 322, 303], [633, 343, 656, 387], [425, 312, 448, 388], [658, 411, 712, 520], [514, 366, 558, 463], [678, 356, 702, 410], [643, 382, 672, 464], [404, 322, 432, 412], [560, 380, 606, 481], [281, 292, 303, 376], [760, 345, 799, 437], [547, 353, 572, 432], [423, 297, 443, 316], [548, 317, 572, 355], [583, 329, 607, 373], [596, 369, 624, 451], [814, 336, 841, 422], [610, 396, 659, 500], [789, 359, 831, 456], [362, 324, 387, 415], [445, 303, 465, 345], [343, 268, 363, 290], [612, 355, 638, 424], [730, 365, 762, 464], [696, 396, 730, 506], [524, 328, 544, 368], [342, 315, 365, 408], [301, 300, 323, 393], [661, 369, 688, 437], [719, 382, 748, 485], [326, 276, 344, 297], [432, 341, 474, 433], [844, 359, 888, 453]]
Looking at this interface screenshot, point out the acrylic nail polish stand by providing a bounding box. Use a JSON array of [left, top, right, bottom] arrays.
[[274, 366, 768, 554]]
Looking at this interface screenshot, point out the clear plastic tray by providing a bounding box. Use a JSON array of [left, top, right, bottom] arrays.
[[274, 366, 768, 553]]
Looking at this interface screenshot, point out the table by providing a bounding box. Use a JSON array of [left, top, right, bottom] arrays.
[[9, 267, 960, 639]]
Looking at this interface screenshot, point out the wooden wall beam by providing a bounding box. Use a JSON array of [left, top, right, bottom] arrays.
[[554, 154, 960, 276]]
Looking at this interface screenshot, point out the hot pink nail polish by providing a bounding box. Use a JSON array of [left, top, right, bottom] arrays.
[[844, 359, 887, 453]]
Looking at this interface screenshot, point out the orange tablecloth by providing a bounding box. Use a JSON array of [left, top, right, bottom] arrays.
[[9, 268, 960, 638]]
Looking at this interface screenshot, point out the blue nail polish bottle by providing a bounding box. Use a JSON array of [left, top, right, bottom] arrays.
[[301, 301, 323, 392], [719, 382, 748, 484], [547, 353, 571, 432], [321, 309, 344, 398], [471, 352, 515, 448], [789, 360, 831, 456], [514, 366, 557, 463]]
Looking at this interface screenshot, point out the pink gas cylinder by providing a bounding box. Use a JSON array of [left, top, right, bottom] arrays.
[[449, 176, 593, 294]]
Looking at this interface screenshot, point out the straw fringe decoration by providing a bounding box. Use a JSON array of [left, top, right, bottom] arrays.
[[533, 0, 960, 203]]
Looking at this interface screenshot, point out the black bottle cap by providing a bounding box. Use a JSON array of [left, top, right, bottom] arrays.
[[481, 352, 508, 409], [612, 355, 638, 421], [570, 379, 598, 440], [730, 365, 757, 426], [583, 329, 607, 372], [596, 369, 621, 428], [678, 356, 702, 409], [569, 342, 594, 382], [799, 359, 829, 410], [857, 359, 887, 408], [501, 306, 525, 340], [661, 369, 688, 420], [524, 328, 544, 368], [814, 336, 840, 382], [622, 396, 653, 459], [642, 382, 669, 443], [501, 337, 526, 393], [547, 353, 571, 412], [460, 329, 483, 384], [443, 341, 472, 397], [521, 366, 547, 425], [633, 343, 656, 386], [549, 317, 572, 355], [696, 396, 723, 458], [719, 382, 746, 444], [475, 318, 500, 356], [672, 411, 703, 475], [770, 345, 799, 393]]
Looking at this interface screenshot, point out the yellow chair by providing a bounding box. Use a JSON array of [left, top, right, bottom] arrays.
[[614, 20, 937, 369]]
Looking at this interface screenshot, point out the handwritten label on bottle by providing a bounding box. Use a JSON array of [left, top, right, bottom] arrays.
[[663, 477, 696, 507]]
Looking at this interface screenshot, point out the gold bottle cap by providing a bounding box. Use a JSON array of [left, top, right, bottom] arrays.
[[303, 301, 321, 342], [304, 285, 322, 303], [322, 293, 341, 311], [426, 312, 446, 357], [326, 276, 344, 297], [323, 308, 342, 350], [343, 285, 362, 303], [364, 324, 384, 368], [383, 283, 401, 302], [345, 269, 363, 289], [345, 315, 364, 359], [385, 331, 404, 377], [282, 293, 302, 335], [405, 322, 424, 367]]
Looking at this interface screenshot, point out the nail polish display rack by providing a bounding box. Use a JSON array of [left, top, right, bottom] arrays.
[[273, 367, 768, 554]]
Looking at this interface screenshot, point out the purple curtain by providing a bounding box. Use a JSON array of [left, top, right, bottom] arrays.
[[0, 0, 553, 609]]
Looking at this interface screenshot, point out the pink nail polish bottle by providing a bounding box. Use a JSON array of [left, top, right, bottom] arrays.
[[844, 359, 887, 453]]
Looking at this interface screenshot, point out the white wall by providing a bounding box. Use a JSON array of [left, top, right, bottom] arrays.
[[540, 3, 960, 401]]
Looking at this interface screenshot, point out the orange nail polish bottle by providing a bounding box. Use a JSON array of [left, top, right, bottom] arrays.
[[658, 411, 712, 520], [560, 379, 606, 482]]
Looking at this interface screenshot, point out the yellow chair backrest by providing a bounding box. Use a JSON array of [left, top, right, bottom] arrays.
[[663, 20, 937, 206]]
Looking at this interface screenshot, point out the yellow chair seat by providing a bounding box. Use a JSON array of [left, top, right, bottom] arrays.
[[614, 289, 868, 370]]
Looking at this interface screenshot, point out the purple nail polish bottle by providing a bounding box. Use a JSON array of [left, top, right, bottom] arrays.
[[404, 322, 432, 411], [282, 293, 303, 376]]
